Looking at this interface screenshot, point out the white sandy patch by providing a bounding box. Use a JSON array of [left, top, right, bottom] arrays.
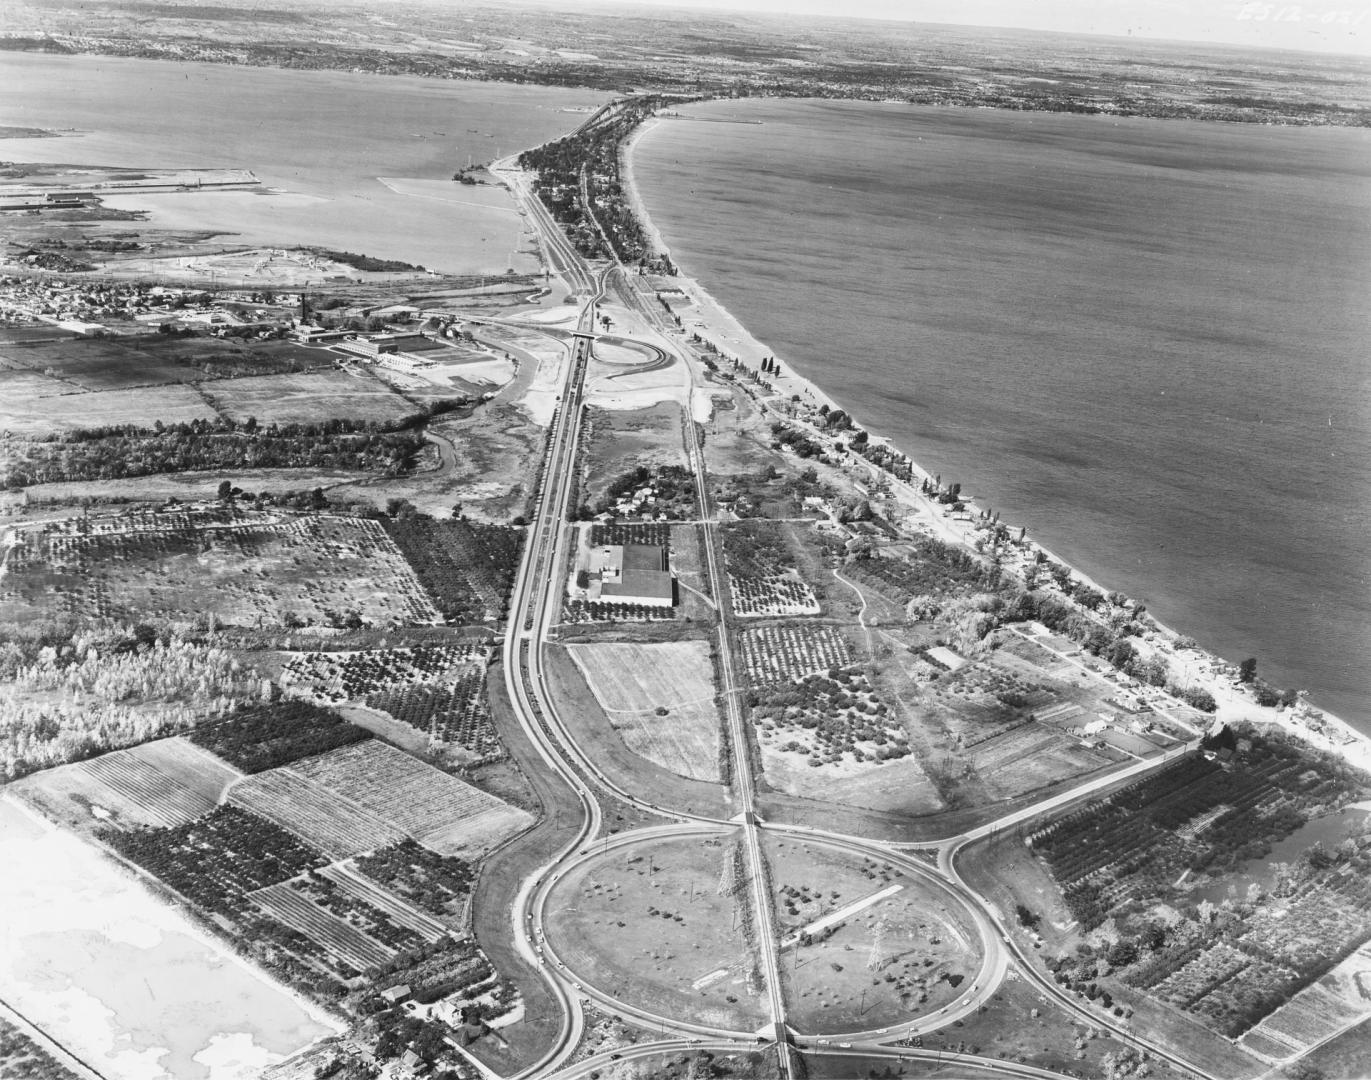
[[0, 797, 340, 1080], [194, 1032, 281, 1080], [376, 175, 520, 213], [518, 345, 571, 425], [408, 356, 515, 388], [692, 387, 729, 423], [512, 305, 580, 326], [585, 384, 692, 411]]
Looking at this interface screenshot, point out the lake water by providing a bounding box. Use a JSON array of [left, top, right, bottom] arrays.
[[1191, 805, 1371, 904], [631, 99, 1371, 731], [0, 798, 339, 1080], [0, 54, 609, 274]]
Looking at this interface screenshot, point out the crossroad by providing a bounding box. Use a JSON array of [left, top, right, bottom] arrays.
[[489, 155, 1218, 1080]]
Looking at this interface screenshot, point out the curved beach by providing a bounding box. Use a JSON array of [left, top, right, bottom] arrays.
[[618, 108, 1371, 773]]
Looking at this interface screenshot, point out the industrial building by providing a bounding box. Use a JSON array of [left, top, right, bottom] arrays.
[[596, 543, 675, 607]]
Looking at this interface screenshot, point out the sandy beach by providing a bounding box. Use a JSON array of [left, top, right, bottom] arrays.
[[617, 113, 1371, 775]]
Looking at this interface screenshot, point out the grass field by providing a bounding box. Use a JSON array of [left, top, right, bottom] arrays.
[[204, 370, 416, 425], [767, 836, 983, 1033], [567, 641, 720, 782], [0, 510, 442, 630], [544, 832, 769, 1032], [290, 739, 532, 857], [10, 736, 242, 832]]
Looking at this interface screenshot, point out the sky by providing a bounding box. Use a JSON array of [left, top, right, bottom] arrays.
[[586, 0, 1371, 55]]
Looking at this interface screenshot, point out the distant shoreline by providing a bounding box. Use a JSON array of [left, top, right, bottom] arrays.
[[616, 105, 1371, 774]]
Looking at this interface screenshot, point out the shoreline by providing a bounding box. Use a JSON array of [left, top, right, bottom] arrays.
[[0, 793, 347, 1066], [618, 109, 1371, 774]]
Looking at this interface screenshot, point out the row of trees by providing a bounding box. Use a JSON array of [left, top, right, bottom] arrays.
[[3, 414, 452, 488]]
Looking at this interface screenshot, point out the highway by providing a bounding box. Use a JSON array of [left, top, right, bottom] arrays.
[[485, 153, 1218, 1080]]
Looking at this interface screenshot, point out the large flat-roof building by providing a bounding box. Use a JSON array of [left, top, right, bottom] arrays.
[[596, 543, 674, 607]]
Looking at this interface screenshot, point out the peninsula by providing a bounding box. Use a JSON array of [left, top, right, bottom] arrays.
[[1, 8, 1369, 1080]]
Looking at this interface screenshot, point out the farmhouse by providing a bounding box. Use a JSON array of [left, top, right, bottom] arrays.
[[597, 543, 675, 608]]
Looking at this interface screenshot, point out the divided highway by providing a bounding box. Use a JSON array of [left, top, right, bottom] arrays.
[[488, 161, 1213, 1080]]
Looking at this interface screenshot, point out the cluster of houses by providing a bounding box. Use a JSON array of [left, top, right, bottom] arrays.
[[0, 275, 299, 336], [591, 480, 676, 524]]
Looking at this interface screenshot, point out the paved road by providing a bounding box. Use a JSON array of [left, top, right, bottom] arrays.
[[486, 152, 1218, 1080]]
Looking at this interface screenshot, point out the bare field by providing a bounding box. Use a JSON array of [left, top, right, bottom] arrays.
[[203, 369, 415, 425], [567, 640, 720, 781], [768, 836, 983, 1033], [10, 736, 242, 832], [0, 510, 442, 630], [545, 833, 768, 1032]]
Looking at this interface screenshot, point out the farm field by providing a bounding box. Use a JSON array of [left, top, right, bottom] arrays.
[[96, 797, 466, 987], [750, 660, 909, 770], [544, 832, 769, 1032], [280, 644, 501, 762], [967, 724, 1124, 801], [1028, 729, 1371, 1041], [204, 369, 417, 425], [721, 520, 820, 618], [0, 332, 207, 391], [566, 640, 720, 782], [249, 881, 397, 974], [187, 699, 369, 775], [290, 739, 532, 857], [1239, 942, 1371, 1061], [0, 508, 442, 630], [228, 768, 407, 859], [323, 854, 463, 932], [740, 623, 851, 687], [0, 381, 219, 434], [380, 516, 523, 625], [10, 736, 241, 832], [767, 836, 984, 1033], [540, 644, 732, 820]]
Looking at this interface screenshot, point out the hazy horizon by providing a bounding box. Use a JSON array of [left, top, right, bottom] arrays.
[[474, 0, 1371, 56]]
